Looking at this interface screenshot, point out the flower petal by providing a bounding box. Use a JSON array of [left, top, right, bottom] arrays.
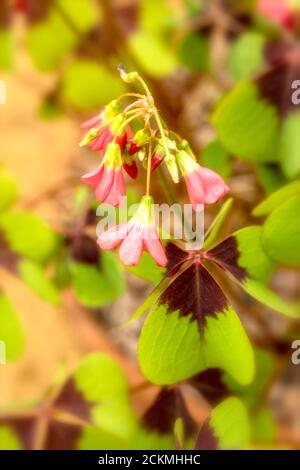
[[81, 113, 102, 129], [104, 169, 126, 207], [97, 223, 128, 250], [119, 223, 143, 266], [197, 166, 229, 205], [143, 226, 167, 267], [81, 165, 103, 189], [95, 166, 114, 202]]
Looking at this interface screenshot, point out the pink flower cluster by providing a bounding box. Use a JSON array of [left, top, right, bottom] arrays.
[[80, 105, 229, 267]]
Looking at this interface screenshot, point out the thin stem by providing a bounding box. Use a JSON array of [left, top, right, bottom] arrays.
[[113, 112, 144, 141], [146, 139, 152, 196], [134, 75, 172, 160]]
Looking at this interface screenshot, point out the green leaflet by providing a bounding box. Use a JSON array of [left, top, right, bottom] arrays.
[[0, 210, 59, 264], [261, 194, 300, 268], [243, 279, 299, 318], [279, 112, 300, 179], [72, 353, 136, 440], [27, 0, 98, 71], [61, 60, 125, 110], [0, 294, 24, 362], [0, 29, 13, 70], [212, 81, 279, 162], [203, 198, 234, 250], [201, 140, 232, 180], [138, 304, 254, 386], [227, 32, 265, 81], [70, 251, 125, 308], [0, 169, 18, 212], [253, 180, 300, 217], [129, 31, 178, 78], [234, 226, 274, 283], [126, 252, 165, 284], [204, 398, 250, 450], [0, 427, 21, 450], [18, 259, 61, 306]]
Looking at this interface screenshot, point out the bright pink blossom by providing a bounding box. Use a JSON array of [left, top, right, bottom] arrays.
[[97, 196, 167, 267], [81, 143, 126, 207], [81, 111, 131, 154], [258, 0, 295, 29], [176, 151, 229, 211]]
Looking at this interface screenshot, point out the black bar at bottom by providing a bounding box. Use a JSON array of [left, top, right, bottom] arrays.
[[0, 450, 299, 466]]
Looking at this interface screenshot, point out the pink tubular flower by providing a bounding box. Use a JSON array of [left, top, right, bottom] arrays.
[[81, 142, 126, 207], [80, 105, 131, 154], [97, 196, 167, 267], [176, 151, 229, 211], [258, 0, 295, 30]]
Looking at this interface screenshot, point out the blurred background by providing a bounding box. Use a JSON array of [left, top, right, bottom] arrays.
[[0, 0, 300, 450]]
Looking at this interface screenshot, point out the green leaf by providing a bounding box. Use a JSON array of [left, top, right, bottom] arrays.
[[208, 227, 299, 317], [212, 81, 279, 162], [251, 408, 277, 443], [279, 112, 300, 179], [0, 211, 59, 264], [71, 251, 125, 308], [65, 353, 136, 439], [178, 32, 210, 72], [0, 427, 22, 450], [203, 198, 233, 250], [0, 29, 13, 70], [198, 398, 250, 450], [138, 304, 254, 385], [129, 31, 178, 78], [256, 165, 287, 195], [227, 32, 265, 81], [61, 60, 125, 110], [56, 0, 98, 34], [253, 180, 300, 217], [262, 194, 300, 267], [0, 294, 24, 362], [27, 0, 98, 71], [18, 259, 61, 306], [0, 169, 18, 212], [126, 252, 165, 284], [223, 349, 274, 409], [201, 140, 232, 180], [242, 279, 299, 318], [234, 226, 274, 283], [138, 0, 176, 34]]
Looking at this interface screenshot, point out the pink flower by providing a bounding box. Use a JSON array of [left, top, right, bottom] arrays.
[[176, 151, 229, 210], [80, 108, 131, 154], [97, 196, 167, 267], [123, 161, 138, 179], [258, 0, 294, 29], [81, 143, 126, 207], [151, 153, 163, 172]]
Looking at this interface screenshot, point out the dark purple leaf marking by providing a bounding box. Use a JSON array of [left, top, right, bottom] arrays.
[[257, 45, 300, 116], [195, 419, 219, 450], [54, 378, 92, 423], [142, 388, 196, 438], [44, 421, 82, 451], [70, 234, 100, 265], [207, 236, 247, 282], [189, 369, 229, 406], [159, 262, 229, 331], [165, 242, 189, 276]]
